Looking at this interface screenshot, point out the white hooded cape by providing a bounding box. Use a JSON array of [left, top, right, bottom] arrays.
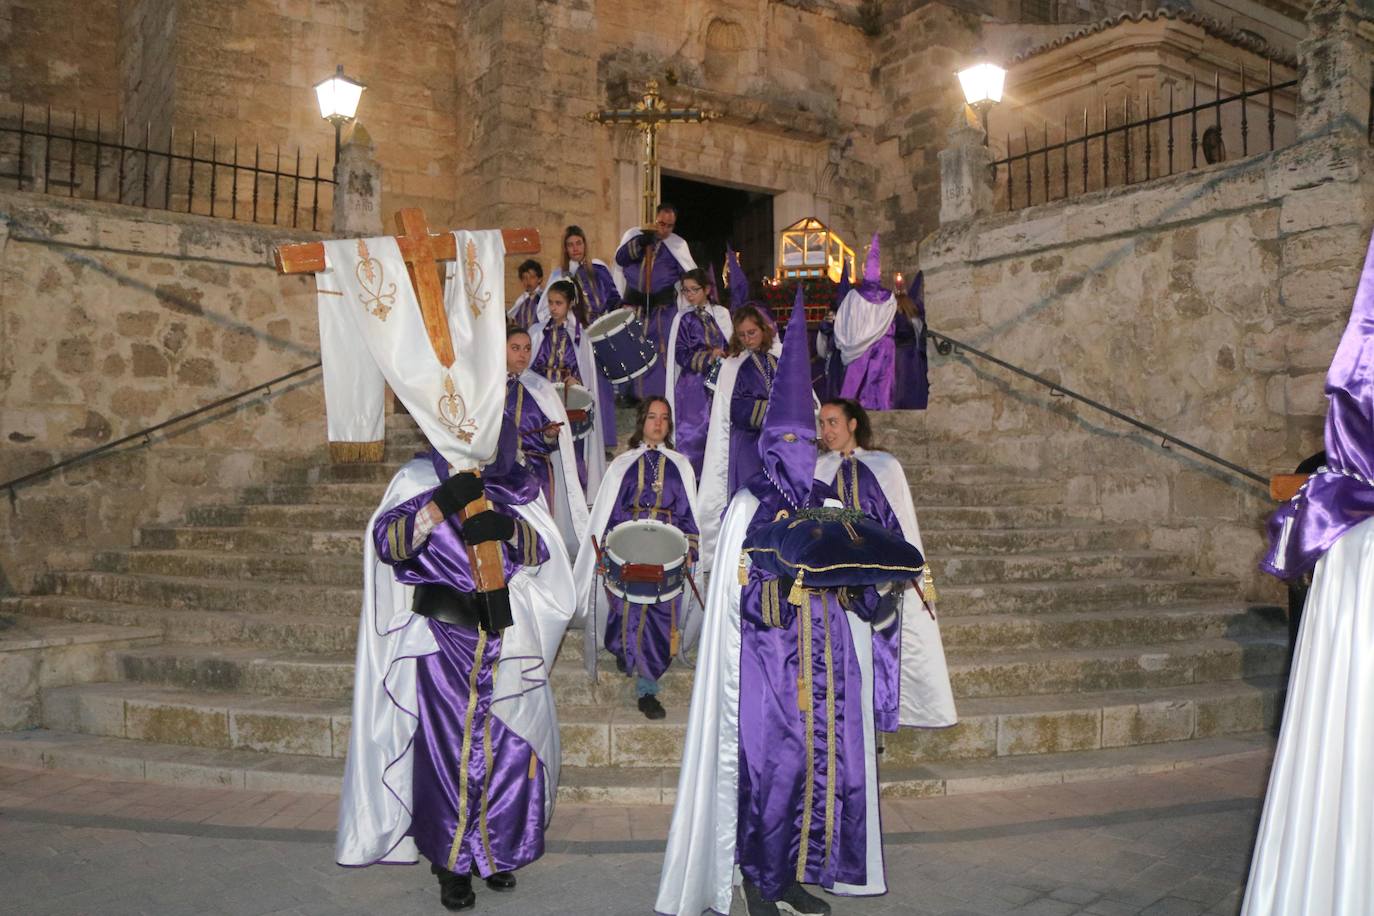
[[833, 288, 896, 366], [654, 488, 885, 915], [534, 260, 619, 324], [609, 228, 697, 298], [528, 316, 607, 502], [336, 457, 576, 867], [570, 444, 704, 673], [1242, 516, 1374, 915], [515, 370, 591, 559], [815, 448, 957, 728], [664, 303, 732, 429]]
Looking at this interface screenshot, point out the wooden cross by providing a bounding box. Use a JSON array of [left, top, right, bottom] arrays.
[[586, 80, 720, 226], [273, 207, 540, 604], [275, 207, 539, 368]]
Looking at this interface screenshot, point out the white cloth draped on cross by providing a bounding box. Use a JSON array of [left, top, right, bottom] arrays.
[[314, 230, 507, 467]]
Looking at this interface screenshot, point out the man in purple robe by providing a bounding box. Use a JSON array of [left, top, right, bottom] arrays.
[[658, 289, 889, 916], [834, 234, 897, 410], [613, 203, 698, 400]]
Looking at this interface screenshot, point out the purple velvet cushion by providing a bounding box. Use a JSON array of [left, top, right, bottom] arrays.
[[743, 507, 924, 587]]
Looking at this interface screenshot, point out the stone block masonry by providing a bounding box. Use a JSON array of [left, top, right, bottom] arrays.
[[0, 190, 330, 595]]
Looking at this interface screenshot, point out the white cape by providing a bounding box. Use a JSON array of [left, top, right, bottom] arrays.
[[528, 316, 607, 502], [610, 228, 697, 298], [655, 488, 885, 914], [534, 260, 617, 324], [516, 370, 591, 559], [336, 458, 576, 867], [833, 288, 896, 365], [664, 304, 732, 429], [1242, 516, 1374, 915], [570, 444, 703, 672], [815, 449, 957, 728]]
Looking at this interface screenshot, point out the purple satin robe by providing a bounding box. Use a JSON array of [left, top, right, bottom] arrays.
[[892, 312, 929, 410], [615, 236, 688, 400], [735, 483, 879, 899], [508, 288, 541, 330], [840, 321, 896, 410], [601, 449, 700, 681], [831, 454, 903, 733], [568, 263, 623, 448], [372, 454, 549, 877], [504, 376, 561, 521], [614, 236, 687, 297], [531, 322, 591, 487], [674, 309, 727, 474], [727, 351, 778, 497]]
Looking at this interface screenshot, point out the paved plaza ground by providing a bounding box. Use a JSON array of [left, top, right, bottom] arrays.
[[0, 750, 1272, 916]]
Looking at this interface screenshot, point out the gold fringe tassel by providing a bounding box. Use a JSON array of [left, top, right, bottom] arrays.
[[329, 439, 385, 464]]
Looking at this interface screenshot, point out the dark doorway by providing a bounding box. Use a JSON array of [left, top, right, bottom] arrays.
[[659, 174, 775, 296]]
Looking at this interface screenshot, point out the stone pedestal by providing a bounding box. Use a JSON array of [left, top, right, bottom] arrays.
[[938, 112, 996, 225], [331, 122, 383, 237], [1297, 0, 1374, 140]]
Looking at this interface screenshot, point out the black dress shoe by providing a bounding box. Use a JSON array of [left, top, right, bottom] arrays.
[[776, 882, 831, 916], [615, 655, 627, 674], [742, 879, 781, 916], [482, 870, 517, 891], [430, 863, 475, 911], [638, 694, 666, 719]]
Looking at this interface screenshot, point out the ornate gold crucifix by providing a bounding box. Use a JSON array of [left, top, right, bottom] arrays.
[[586, 80, 721, 226]]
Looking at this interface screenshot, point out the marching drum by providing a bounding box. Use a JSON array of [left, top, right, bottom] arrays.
[[552, 382, 595, 440], [587, 307, 658, 384], [602, 518, 689, 604]]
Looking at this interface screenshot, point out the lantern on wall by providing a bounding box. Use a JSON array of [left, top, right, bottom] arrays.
[[775, 217, 856, 284]]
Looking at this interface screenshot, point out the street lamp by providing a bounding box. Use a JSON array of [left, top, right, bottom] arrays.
[[314, 64, 366, 166], [957, 61, 1005, 143]]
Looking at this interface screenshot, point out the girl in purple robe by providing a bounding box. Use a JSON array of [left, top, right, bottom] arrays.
[[834, 234, 897, 411], [530, 280, 598, 491], [369, 449, 550, 909], [891, 271, 930, 410], [724, 306, 778, 494], [505, 328, 562, 519], [575, 397, 700, 719], [667, 268, 731, 475], [545, 226, 623, 450]]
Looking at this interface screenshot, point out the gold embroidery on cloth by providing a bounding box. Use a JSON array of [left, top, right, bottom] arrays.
[[795, 594, 816, 881], [446, 628, 489, 871], [463, 238, 492, 318], [355, 239, 396, 320], [821, 591, 837, 871], [439, 374, 479, 443], [479, 717, 496, 872]]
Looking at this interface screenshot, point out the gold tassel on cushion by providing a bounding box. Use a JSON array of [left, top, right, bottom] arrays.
[[922, 565, 939, 604], [329, 440, 385, 463], [738, 554, 749, 586], [787, 568, 806, 606]]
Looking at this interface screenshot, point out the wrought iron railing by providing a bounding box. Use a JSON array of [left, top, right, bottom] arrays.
[[0, 103, 335, 229], [1, 362, 322, 498], [991, 66, 1299, 211], [930, 329, 1268, 488]]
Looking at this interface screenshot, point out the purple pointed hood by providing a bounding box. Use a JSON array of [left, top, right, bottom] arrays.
[[756, 284, 817, 511], [833, 260, 852, 309], [1264, 227, 1374, 579], [726, 246, 749, 311], [854, 232, 891, 304]]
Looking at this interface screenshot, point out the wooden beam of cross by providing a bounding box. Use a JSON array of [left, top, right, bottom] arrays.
[[586, 80, 720, 226], [274, 208, 539, 368]]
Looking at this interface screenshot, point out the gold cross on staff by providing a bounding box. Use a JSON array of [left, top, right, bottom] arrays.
[[274, 207, 539, 367], [586, 80, 720, 226]]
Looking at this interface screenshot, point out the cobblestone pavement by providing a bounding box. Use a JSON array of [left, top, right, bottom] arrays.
[[0, 752, 1272, 916]]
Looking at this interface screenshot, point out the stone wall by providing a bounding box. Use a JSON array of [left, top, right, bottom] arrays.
[[919, 127, 1374, 598], [0, 190, 328, 595], [0, 0, 121, 114]]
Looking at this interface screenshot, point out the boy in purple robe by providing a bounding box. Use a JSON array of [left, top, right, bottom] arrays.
[[658, 289, 889, 916], [507, 259, 543, 329], [573, 397, 701, 719], [613, 203, 698, 400], [833, 234, 897, 410], [667, 268, 731, 474]]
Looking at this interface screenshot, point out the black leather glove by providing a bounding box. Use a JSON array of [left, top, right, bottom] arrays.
[[778, 574, 796, 601], [431, 472, 484, 519], [461, 510, 516, 544], [639, 228, 658, 246]]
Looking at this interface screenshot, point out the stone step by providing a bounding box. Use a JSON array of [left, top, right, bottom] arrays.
[[6, 596, 360, 655], [946, 635, 1287, 698], [939, 550, 1180, 583], [186, 503, 372, 530], [923, 525, 1149, 554], [137, 525, 362, 557], [92, 550, 359, 587], [47, 571, 359, 618], [936, 576, 1237, 617], [0, 728, 1271, 801], [916, 504, 1101, 528], [938, 603, 1287, 652]]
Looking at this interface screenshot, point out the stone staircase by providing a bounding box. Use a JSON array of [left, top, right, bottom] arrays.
[[0, 411, 1287, 799]]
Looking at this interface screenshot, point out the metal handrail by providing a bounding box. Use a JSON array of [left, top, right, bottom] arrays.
[[2, 361, 322, 497], [929, 329, 1268, 487]]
